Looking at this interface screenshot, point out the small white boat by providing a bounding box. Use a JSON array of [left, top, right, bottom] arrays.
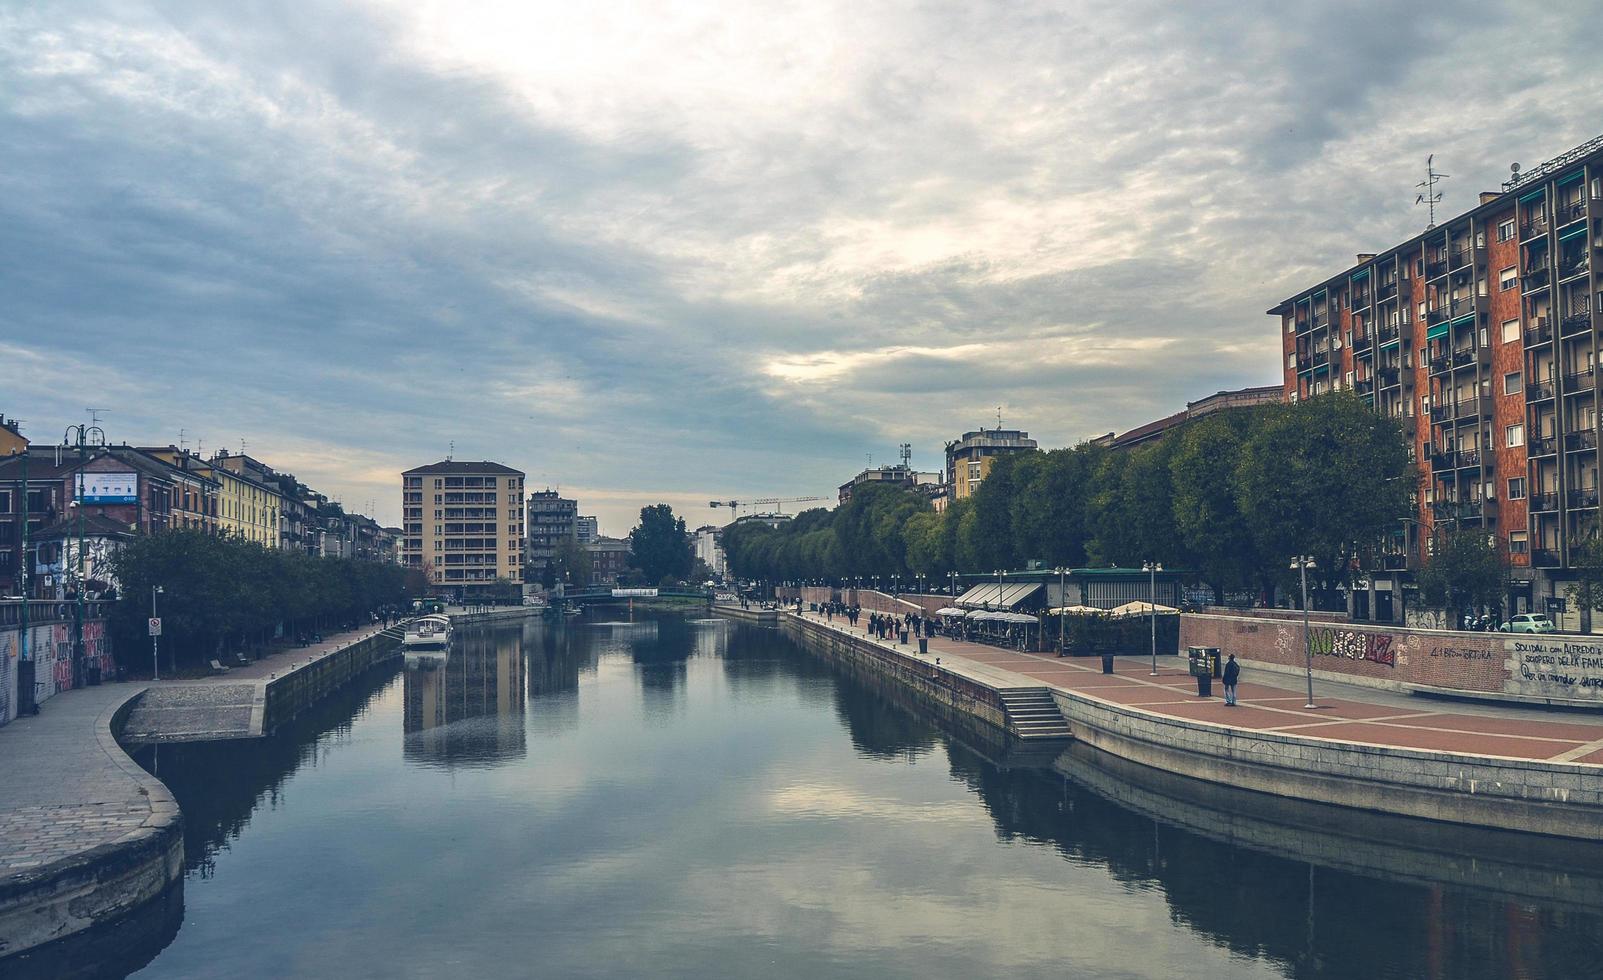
[[403, 614, 453, 649]]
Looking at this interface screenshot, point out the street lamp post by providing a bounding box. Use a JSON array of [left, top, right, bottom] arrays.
[[151, 585, 164, 680], [1292, 556, 1318, 708], [1142, 561, 1162, 675], [1056, 566, 1067, 656]]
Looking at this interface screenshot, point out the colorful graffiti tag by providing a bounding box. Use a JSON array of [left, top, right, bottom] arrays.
[[1308, 627, 1397, 668]]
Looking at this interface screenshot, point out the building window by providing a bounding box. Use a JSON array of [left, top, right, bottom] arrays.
[[1507, 477, 1526, 501], [1499, 267, 1517, 291], [1506, 423, 1524, 448], [1509, 530, 1529, 555], [1505, 372, 1522, 395], [1498, 219, 1516, 242]]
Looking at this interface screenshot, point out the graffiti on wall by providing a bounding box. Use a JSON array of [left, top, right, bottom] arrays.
[[1506, 637, 1603, 700], [1308, 627, 1397, 668]]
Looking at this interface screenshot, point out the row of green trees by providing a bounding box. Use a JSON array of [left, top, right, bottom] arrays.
[[107, 529, 411, 674], [723, 393, 1414, 608]]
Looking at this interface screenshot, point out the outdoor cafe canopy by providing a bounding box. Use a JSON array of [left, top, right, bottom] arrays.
[[1107, 601, 1179, 617], [954, 582, 1042, 610]]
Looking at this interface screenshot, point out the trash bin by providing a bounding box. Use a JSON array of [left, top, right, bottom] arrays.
[[1101, 653, 1115, 674], [1188, 647, 1214, 697], [918, 638, 928, 655], [899, 630, 909, 645]]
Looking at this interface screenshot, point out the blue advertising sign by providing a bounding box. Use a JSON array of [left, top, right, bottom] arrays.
[[77, 472, 138, 505]]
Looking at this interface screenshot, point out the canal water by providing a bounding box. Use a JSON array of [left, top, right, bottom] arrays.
[[107, 614, 1603, 979]]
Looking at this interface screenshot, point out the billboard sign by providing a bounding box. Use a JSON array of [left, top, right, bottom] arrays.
[[611, 588, 659, 598], [77, 472, 138, 505]]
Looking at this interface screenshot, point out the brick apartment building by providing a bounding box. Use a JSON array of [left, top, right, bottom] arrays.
[[1272, 132, 1603, 625]]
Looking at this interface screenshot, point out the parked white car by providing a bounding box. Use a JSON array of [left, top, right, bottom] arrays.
[[1500, 614, 1556, 634]]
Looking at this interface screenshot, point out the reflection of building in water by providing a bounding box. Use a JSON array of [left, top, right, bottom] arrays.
[[403, 625, 526, 766], [524, 621, 584, 733]]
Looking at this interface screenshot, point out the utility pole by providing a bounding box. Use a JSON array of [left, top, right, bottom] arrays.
[[65, 421, 105, 690]]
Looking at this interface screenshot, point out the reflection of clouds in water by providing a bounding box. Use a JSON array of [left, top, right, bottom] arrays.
[[770, 782, 976, 823], [676, 852, 1286, 978]]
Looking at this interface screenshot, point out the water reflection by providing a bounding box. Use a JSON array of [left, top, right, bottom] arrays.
[[104, 613, 1603, 980], [403, 625, 525, 767]]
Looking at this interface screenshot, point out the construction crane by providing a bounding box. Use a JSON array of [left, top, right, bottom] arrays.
[[708, 496, 825, 519]]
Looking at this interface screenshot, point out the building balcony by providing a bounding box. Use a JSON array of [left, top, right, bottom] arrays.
[[1565, 430, 1598, 453], [1425, 306, 1449, 325], [1529, 435, 1558, 457], [1379, 552, 1410, 571], [1448, 297, 1478, 319], [1558, 258, 1590, 282], [1559, 201, 1588, 227], [1378, 323, 1401, 344], [1312, 350, 1329, 367], [1564, 369, 1596, 395], [1532, 547, 1561, 568], [1429, 405, 1451, 424], [1351, 332, 1374, 353], [1522, 217, 1550, 242], [1425, 259, 1448, 280], [1453, 394, 1492, 420], [1561, 311, 1595, 338], [1312, 313, 1329, 329], [1455, 447, 1483, 469], [1428, 353, 1451, 376], [1354, 377, 1375, 396], [1377, 366, 1401, 388], [1430, 448, 1456, 470], [1526, 320, 1555, 347], [1524, 268, 1552, 292], [1452, 346, 1488, 370], [1378, 280, 1399, 301], [1449, 246, 1485, 271], [1568, 488, 1600, 510], [1528, 379, 1556, 401], [1530, 491, 1560, 512], [1295, 319, 1311, 334]]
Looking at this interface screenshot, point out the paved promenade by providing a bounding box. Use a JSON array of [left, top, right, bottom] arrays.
[[795, 610, 1603, 767]]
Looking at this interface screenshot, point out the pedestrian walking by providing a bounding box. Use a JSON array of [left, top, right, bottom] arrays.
[[1222, 653, 1240, 706]]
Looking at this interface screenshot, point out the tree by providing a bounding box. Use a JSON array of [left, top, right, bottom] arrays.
[[552, 537, 593, 588], [1235, 393, 1411, 608], [629, 504, 693, 583], [1567, 527, 1603, 619], [1171, 409, 1267, 603], [1417, 528, 1509, 627]]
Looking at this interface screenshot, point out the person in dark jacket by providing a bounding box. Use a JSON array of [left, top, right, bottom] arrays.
[[1222, 653, 1241, 706]]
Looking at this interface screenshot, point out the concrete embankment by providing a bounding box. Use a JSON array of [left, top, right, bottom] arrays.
[[783, 612, 1603, 841], [0, 686, 182, 963], [122, 628, 402, 742], [711, 604, 780, 627]]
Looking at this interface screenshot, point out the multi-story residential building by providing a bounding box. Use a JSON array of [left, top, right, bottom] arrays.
[[403, 461, 525, 597], [0, 446, 180, 597], [526, 490, 578, 571], [584, 536, 633, 586], [837, 464, 943, 505], [0, 415, 27, 457], [945, 428, 1038, 500], [212, 454, 285, 548], [575, 515, 599, 546], [693, 525, 726, 580], [1093, 385, 1284, 451], [133, 447, 219, 533], [1272, 132, 1603, 625]]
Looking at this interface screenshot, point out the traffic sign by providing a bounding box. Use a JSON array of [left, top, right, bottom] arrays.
[[148, 617, 162, 637]]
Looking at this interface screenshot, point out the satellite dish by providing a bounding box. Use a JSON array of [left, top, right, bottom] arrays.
[[1511, 162, 1521, 175]]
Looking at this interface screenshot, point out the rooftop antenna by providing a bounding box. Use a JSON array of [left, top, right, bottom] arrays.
[[239, 437, 247, 457], [1415, 154, 1448, 229], [448, 440, 454, 462], [997, 406, 1003, 429], [899, 443, 911, 468], [178, 427, 187, 451], [87, 408, 107, 427], [866, 452, 873, 468]]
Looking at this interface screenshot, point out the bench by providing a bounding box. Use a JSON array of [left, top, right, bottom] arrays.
[[209, 659, 230, 675], [235, 652, 251, 667]]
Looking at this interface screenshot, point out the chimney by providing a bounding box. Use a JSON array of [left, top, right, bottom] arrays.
[[1480, 192, 1500, 205], [1356, 253, 1377, 263]]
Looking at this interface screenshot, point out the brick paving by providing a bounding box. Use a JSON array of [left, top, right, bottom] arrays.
[[797, 610, 1603, 766]]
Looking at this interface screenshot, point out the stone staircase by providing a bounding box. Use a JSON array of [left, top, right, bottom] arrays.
[[997, 687, 1072, 740]]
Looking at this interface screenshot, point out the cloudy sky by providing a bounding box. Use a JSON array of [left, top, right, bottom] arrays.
[[3, 1, 1601, 533]]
